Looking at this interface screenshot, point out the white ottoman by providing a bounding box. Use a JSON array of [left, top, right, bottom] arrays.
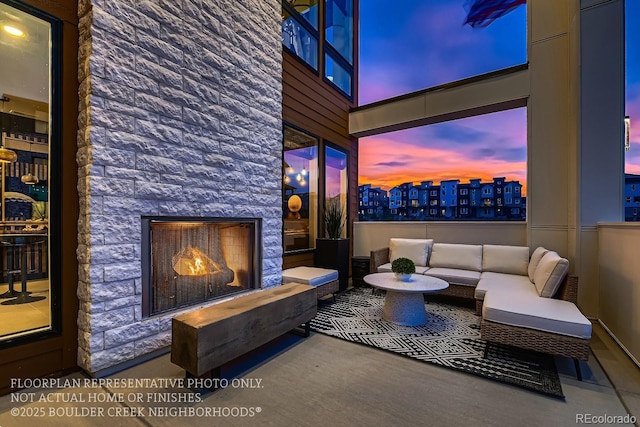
[[282, 267, 339, 300]]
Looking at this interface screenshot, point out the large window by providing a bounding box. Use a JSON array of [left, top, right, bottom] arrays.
[[324, 0, 354, 97], [325, 144, 348, 238], [358, 108, 527, 221], [282, 0, 319, 71], [283, 126, 318, 252], [625, 0, 639, 221], [0, 1, 53, 342]]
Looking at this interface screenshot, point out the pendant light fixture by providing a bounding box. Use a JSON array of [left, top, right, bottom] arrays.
[[0, 145, 17, 163], [21, 171, 38, 185]]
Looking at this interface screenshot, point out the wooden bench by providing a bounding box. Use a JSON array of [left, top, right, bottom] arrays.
[[171, 283, 317, 380]]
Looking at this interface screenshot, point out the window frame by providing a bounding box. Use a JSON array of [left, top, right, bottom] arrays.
[[0, 0, 63, 348], [282, 1, 320, 73], [323, 0, 354, 99], [282, 124, 320, 254], [322, 140, 349, 239]]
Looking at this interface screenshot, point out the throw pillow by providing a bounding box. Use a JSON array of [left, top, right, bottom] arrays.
[[428, 243, 483, 271], [533, 251, 569, 298], [528, 246, 550, 282], [482, 245, 530, 275], [389, 238, 433, 267]]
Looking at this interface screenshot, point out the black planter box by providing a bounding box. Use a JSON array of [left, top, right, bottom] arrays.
[[315, 238, 349, 291]]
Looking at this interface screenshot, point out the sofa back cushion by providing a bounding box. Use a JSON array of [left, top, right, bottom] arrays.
[[528, 246, 550, 282], [533, 251, 569, 297], [389, 238, 434, 267], [482, 245, 529, 275], [429, 243, 483, 271]]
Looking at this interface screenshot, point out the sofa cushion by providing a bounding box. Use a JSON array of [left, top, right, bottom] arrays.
[[533, 251, 569, 298], [282, 266, 338, 287], [424, 268, 481, 287], [482, 245, 529, 276], [377, 262, 430, 274], [483, 291, 592, 339], [528, 246, 550, 282], [389, 238, 434, 267], [475, 272, 537, 300], [428, 243, 483, 272]]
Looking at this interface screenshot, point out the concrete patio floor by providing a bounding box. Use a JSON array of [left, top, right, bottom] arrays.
[[0, 322, 638, 427]]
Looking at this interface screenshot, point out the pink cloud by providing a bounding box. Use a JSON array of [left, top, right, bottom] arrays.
[[359, 134, 527, 194]]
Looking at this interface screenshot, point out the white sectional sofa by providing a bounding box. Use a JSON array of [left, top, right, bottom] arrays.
[[369, 239, 592, 379]]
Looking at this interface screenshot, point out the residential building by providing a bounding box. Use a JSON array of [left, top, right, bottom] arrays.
[[358, 184, 387, 220], [625, 174, 640, 221], [358, 177, 525, 221]]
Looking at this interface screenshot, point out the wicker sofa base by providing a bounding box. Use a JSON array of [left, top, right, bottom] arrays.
[[481, 319, 590, 361], [438, 283, 476, 300]]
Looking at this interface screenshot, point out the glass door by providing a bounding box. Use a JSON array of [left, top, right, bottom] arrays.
[[0, 1, 52, 341]]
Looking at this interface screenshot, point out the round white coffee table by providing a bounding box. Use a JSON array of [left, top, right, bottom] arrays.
[[364, 272, 449, 326]]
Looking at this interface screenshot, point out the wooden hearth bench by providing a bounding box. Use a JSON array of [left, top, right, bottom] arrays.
[[171, 283, 317, 384]]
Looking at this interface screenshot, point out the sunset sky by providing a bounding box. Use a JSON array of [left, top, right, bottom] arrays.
[[358, 0, 640, 194]]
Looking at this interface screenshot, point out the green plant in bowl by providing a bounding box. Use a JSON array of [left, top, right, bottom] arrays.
[[391, 257, 415, 282]]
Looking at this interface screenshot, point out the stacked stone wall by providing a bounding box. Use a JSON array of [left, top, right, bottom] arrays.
[[77, 0, 282, 374]]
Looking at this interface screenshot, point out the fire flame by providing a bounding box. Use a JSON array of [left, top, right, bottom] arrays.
[[189, 257, 206, 275], [172, 246, 220, 276]]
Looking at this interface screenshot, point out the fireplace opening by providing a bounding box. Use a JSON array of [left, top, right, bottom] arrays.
[[141, 216, 262, 317]]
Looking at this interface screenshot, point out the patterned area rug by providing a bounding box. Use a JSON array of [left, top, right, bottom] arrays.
[[310, 288, 564, 397]]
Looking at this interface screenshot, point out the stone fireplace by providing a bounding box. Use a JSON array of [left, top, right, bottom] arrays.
[[76, 0, 283, 375], [141, 217, 262, 317]]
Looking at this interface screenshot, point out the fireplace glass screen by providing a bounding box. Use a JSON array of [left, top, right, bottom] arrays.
[[142, 217, 261, 316]]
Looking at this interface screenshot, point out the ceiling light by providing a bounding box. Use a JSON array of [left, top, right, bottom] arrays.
[[3, 25, 24, 37]]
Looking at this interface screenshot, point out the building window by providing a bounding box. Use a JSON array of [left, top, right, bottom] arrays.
[[325, 143, 348, 238], [282, 1, 319, 71], [0, 1, 56, 342], [324, 0, 353, 97], [460, 189, 468, 195], [325, 0, 353, 63], [283, 126, 318, 252], [627, 197, 632, 203]]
